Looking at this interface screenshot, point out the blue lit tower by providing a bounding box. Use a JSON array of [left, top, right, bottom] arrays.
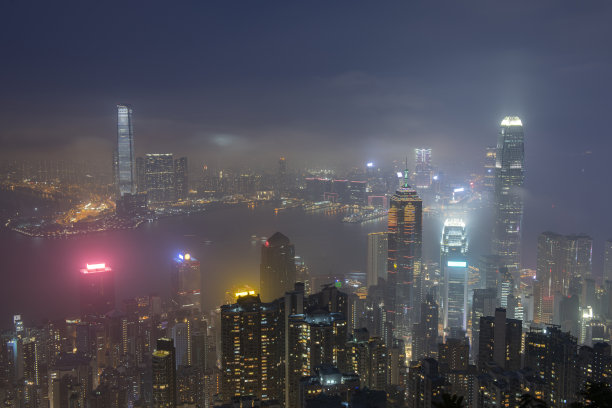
[[386, 165, 423, 339], [493, 116, 525, 272], [116, 104, 136, 196], [440, 219, 468, 331]]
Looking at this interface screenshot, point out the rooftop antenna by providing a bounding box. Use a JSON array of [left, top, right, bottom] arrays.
[[403, 156, 410, 188]]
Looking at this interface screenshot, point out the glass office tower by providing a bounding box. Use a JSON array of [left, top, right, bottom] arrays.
[[116, 104, 136, 196], [493, 116, 525, 272], [386, 167, 422, 339], [441, 219, 468, 331]]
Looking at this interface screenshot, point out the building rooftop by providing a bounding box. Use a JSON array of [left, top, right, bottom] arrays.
[[500, 116, 523, 127]]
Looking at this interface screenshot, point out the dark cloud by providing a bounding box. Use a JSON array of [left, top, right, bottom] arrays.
[[1, 1, 612, 267]]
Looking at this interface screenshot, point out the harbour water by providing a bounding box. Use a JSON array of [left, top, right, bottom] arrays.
[[0, 203, 490, 328]]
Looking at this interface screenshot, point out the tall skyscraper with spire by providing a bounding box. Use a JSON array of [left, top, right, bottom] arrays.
[[386, 164, 423, 339], [492, 116, 525, 272], [116, 104, 136, 196]]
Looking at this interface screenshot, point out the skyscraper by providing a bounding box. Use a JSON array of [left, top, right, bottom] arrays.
[[260, 232, 296, 302], [116, 104, 136, 196], [79, 263, 115, 318], [172, 319, 192, 368], [367, 232, 388, 289], [483, 146, 496, 192], [221, 294, 283, 403], [152, 349, 176, 408], [22, 337, 39, 386], [386, 166, 423, 338], [565, 234, 593, 279], [414, 148, 433, 189], [171, 253, 202, 312], [440, 219, 468, 331], [492, 116, 525, 272], [537, 232, 568, 298], [174, 157, 188, 201], [155, 338, 177, 407], [145, 153, 176, 204]]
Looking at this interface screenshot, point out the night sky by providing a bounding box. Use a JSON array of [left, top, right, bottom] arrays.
[[1, 1, 611, 270]]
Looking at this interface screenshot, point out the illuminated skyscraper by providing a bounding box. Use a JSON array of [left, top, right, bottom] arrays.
[[221, 294, 282, 403], [155, 338, 177, 406], [441, 219, 468, 331], [116, 104, 136, 196], [367, 232, 388, 289], [537, 232, 593, 312], [565, 234, 593, 279], [174, 157, 188, 201], [536, 232, 568, 298], [79, 263, 115, 318], [492, 116, 525, 272], [145, 154, 176, 204], [414, 148, 433, 189], [386, 166, 422, 338], [152, 349, 176, 408], [171, 253, 202, 312], [484, 146, 496, 192], [260, 232, 296, 302], [22, 337, 39, 386]]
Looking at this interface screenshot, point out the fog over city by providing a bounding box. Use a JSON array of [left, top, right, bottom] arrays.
[[1, 2, 612, 408]]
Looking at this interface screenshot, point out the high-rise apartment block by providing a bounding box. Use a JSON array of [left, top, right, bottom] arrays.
[[477, 308, 522, 372], [366, 232, 388, 289], [525, 326, 578, 407], [220, 294, 283, 403], [287, 311, 348, 407]]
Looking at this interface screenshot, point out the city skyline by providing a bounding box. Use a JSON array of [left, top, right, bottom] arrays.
[[1, 2, 612, 407]]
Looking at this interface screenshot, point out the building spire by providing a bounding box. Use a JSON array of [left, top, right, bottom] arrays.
[[403, 156, 410, 188]]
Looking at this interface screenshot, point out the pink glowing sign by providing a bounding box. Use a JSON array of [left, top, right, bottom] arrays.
[[81, 263, 111, 274], [86, 263, 106, 270]]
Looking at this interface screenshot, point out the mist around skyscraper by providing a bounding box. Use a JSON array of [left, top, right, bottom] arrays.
[[2, 3, 612, 408]]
